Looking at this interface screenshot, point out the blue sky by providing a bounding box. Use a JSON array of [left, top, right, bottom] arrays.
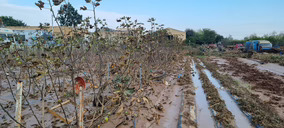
[[1, 0, 284, 39]]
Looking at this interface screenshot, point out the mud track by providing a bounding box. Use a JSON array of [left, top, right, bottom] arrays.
[[201, 57, 284, 128], [195, 60, 235, 128], [225, 58, 284, 96]]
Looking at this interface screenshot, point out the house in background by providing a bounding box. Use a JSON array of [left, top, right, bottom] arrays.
[[6, 26, 73, 44], [165, 28, 186, 41], [7, 26, 72, 36]]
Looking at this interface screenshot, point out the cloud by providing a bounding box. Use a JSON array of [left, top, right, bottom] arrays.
[[0, 2, 57, 26], [0, 1, 150, 30]]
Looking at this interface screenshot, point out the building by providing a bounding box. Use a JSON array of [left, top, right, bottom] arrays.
[[165, 28, 186, 41], [6, 26, 72, 36]]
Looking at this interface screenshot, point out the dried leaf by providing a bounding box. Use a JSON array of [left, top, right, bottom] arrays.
[[116, 103, 124, 115], [143, 97, 149, 104]]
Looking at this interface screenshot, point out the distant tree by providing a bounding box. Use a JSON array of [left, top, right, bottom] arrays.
[[185, 28, 226, 45], [185, 29, 195, 38], [202, 28, 217, 44], [215, 35, 224, 43], [58, 3, 82, 27], [0, 16, 27, 26], [222, 35, 234, 45], [195, 30, 205, 45], [185, 29, 196, 45]]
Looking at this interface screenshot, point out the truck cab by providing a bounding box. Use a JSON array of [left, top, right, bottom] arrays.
[[257, 40, 272, 51], [245, 40, 272, 52]]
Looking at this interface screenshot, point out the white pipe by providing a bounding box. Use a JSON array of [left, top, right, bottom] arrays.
[[79, 86, 84, 128], [15, 81, 23, 128]]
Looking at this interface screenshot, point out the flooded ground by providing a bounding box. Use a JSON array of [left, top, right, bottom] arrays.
[[238, 58, 284, 76], [191, 61, 215, 128], [209, 56, 284, 126], [203, 69, 252, 128]]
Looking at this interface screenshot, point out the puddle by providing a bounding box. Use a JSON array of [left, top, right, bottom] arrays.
[[203, 69, 252, 128], [191, 61, 215, 128]]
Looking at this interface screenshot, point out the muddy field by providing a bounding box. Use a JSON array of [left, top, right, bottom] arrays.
[[1, 53, 284, 128], [211, 57, 284, 118], [0, 55, 199, 128], [204, 56, 284, 127]]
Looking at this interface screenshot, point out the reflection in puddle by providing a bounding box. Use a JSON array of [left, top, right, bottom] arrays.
[[191, 61, 215, 128], [204, 69, 252, 128]]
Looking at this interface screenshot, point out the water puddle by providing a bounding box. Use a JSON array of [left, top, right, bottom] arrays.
[[191, 61, 215, 128], [203, 69, 252, 128]]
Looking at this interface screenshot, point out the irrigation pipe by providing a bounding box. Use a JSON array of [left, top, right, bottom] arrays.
[[177, 92, 184, 128]]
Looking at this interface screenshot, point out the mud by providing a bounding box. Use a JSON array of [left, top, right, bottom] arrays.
[[202, 57, 284, 128], [178, 57, 197, 128], [204, 69, 252, 128], [238, 58, 284, 76], [213, 57, 284, 119], [191, 61, 215, 128], [99, 56, 197, 128], [196, 61, 235, 128], [223, 58, 284, 96]]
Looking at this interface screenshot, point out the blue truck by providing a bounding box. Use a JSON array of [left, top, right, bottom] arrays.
[[245, 40, 273, 52]]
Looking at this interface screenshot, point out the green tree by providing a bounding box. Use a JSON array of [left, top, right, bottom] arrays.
[[215, 35, 224, 43], [0, 16, 27, 26], [185, 29, 196, 45], [58, 3, 82, 27], [185, 28, 227, 45], [202, 28, 217, 44]]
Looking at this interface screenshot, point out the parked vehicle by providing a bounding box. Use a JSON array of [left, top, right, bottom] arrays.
[[245, 40, 272, 52], [235, 44, 244, 50], [0, 28, 15, 43], [208, 44, 217, 49]]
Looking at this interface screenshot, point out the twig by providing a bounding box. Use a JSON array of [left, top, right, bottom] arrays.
[[0, 64, 16, 101], [45, 62, 70, 126], [22, 92, 43, 128], [47, 0, 64, 37], [0, 103, 26, 128]]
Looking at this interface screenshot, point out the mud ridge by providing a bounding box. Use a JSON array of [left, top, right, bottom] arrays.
[[225, 58, 284, 96], [201, 58, 284, 128], [195, 60, 235, 128], [177, 58, 197, 128]]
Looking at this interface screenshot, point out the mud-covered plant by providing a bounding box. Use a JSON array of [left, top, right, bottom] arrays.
[[0, 0, 186, 127], [195, 62, 235, 128], [201, 58, 284, 128]]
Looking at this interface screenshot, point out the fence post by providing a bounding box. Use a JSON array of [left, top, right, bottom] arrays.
[[107, 63, 110, 80], [15, 81, 23, 128], [79, 86, 84, 128], [139, 64, 142, 89], [0, 74, 2, 95]]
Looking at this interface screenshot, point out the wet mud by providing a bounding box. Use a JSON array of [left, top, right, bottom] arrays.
[[191, 60, 216, 128], [202, 57, 284, 128], [204, 69, 252, 128]]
